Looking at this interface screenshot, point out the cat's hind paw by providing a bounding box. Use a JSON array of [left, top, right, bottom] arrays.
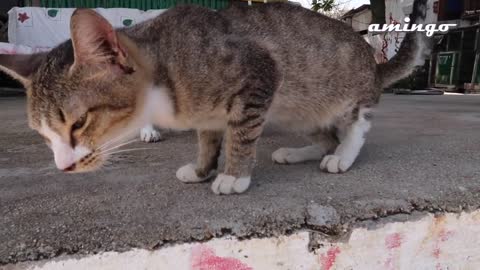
[[272, 147, 307, 164], [211, 174, 251, 195]]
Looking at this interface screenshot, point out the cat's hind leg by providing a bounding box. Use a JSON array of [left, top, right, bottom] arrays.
[[140, 124, 162, 143], [272, 130, 338, 164], [320, 107, 372, 173]]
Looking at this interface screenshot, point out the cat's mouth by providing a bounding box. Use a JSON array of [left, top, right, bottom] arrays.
[[61, 152, 104, 173], [60, 150, 109, 173], [59, 137, 143, 173]]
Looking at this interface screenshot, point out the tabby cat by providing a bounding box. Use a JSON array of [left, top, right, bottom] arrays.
[[0, 0, 427, 194]]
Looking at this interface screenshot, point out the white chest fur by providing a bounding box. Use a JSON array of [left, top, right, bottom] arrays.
[[144, 86, 229, 131], [145, 86, 185, 130]]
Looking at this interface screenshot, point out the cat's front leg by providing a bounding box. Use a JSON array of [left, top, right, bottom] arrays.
[[176, 130, 223, 183], [140, 124, 162, 143], [211, 119, 264, 195]]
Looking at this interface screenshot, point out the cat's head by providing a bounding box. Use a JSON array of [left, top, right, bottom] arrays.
[[0, 9, 153, 172]]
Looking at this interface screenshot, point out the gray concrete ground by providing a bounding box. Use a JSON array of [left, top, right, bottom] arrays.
[[1, 94, 480, 265]]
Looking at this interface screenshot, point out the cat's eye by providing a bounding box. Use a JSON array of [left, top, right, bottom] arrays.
[[72, 113, 88, 131]]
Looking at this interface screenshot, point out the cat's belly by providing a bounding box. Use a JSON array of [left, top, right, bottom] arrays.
[[193, 118, 228, 130], [154, 112, 228, 131], [267, 98, 354, 131], [154, 114, 189, 130]]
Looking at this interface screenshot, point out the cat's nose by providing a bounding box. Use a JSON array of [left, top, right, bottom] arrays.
[[51, 141, 75, 171]]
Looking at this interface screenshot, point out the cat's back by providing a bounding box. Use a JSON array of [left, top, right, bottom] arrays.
[[220, 3, 375, 71], [220, 3, 364, 43], [124, 5, 229, 44]]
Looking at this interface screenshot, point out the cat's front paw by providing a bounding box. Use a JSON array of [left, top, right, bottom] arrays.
[[176, 163, 213, 183], [211, 174, 251, 195], [140, 125, 162, 143], [320, 154, 353, 173]]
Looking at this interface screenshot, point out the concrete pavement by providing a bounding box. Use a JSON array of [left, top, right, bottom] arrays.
[[1, 94, 480, 265]]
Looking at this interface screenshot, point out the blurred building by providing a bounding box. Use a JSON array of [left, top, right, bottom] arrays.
[[433, 0, 480, 92], [341, 4, 372, 35], [342, 0, 480, 92]]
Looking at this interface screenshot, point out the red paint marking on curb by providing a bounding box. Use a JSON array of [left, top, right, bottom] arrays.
[[191, 245, 253, 270], [384, 257, 394, 269], [385, 233, 403, 249], [439, 230, 454, 242], [320, 246, 341, 270], [384, 233, 404, 270], [435, 262, 445, 270], [431, 230, 453, 258], [431, 229, 454, 268]]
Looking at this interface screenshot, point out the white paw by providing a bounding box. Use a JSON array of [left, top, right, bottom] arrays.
[[272, 148, 303, 164], [211, 174, 251, 195], [176, 163, 211, 183], [140, 126, 162, 143], [320, 155, 353, 174]]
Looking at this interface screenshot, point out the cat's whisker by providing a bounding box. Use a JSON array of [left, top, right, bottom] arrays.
[[97, 129, 139, 151], [95, 138, 140, 157], [98, 128, 140, 150], [97, 133, 127, 150], [99, 148, 151, 156]]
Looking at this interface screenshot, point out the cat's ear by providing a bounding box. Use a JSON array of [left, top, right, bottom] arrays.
[[70, 9, 133, 74], [0, 53, 46, 86]]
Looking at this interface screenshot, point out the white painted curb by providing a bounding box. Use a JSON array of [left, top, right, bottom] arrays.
[[7, 210, 480, 270]]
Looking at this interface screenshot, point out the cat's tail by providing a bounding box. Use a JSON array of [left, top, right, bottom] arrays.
[[376, 0, 429, 88]]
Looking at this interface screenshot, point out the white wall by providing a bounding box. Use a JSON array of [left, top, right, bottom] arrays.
[[386, 0, 438, 24], [7, 7, 166, 48]]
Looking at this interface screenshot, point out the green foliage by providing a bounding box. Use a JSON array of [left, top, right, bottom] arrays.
[[311, 0, 336, 12], [47, 9, 59, 18], [123, 19, 134, 26]]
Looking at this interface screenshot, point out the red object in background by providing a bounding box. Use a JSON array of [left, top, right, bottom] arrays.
[[17, 12, 30, 23], [433, 1, 439, 13], [437, 0, 446, 20]]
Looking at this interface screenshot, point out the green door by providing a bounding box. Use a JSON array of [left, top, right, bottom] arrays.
[[435, 52, 459, 86], [476, 56, 480, 84]]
